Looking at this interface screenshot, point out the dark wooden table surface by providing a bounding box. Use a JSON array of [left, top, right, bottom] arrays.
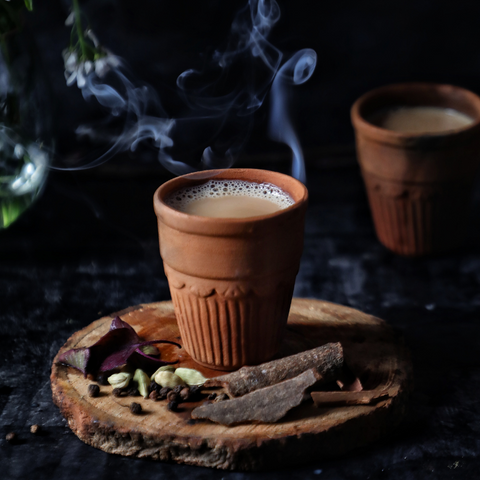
[[1, 156, 480, 479]]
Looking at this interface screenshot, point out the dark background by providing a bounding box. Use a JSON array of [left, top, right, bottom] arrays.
[[26, 0, 480, 166], [2, 1, 480, 479]]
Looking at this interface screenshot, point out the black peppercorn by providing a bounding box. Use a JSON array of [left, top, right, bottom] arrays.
[[130, 402, 142, 415], [149, 390, 159, 401], [167, 390, 180, 403], [127, 388, 140, 397], [96, 373, 109, 386], [88, 384, 100, 398], [149, 381, 159, 393], [158, 387, 171, 400], [179, 387, 191, 402], [167, 400, 179, 412], [188, 385, 203, 401], [173, 385, 184, 394], [189, 385, 202, 395], [112, 388, 125, 397]]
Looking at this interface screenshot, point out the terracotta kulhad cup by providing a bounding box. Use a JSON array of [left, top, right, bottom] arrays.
[[154, 169, 308, 370], [351, 83, 480, 256]]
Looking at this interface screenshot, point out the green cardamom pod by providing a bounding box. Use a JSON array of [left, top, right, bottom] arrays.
[[150, 365, 175, 381], [154, 371, 186, 389], [133, 369, 151, 398], [107, 372, 132, 389], [140, 345, 160, 356], [174, 367, 207, 386]]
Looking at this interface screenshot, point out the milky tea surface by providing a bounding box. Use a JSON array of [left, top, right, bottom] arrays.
[[166, 179, 295, 218], [370, 106, 474, 134]]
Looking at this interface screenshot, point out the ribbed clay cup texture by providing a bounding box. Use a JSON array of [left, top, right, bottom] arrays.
[[154, 169, 308, 370], [351, 83, 480, 256]]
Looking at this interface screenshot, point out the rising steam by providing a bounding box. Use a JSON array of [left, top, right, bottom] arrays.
[[63, 0, 317, 181], [268, 49, 317, 183]]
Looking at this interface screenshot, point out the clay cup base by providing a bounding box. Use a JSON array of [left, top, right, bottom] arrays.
[[363, 173, 471, 256], [169, 276, 295, 371]]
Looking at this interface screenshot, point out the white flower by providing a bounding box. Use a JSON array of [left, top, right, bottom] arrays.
[[65, 11, 75, 26], [62, 49, 90, 89], [63, 49, 78, 73], [76, 67, 86, 88], [93, 57, 108, 78], [63, 30, 121, 88], [85, 29, 100, 48], [94, 53, 120, 78], [84, 61, 93, 74], [63, 61, 87, 89]]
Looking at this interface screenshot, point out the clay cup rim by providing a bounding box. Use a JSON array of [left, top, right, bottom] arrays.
[[351, 82, 480, 147], [153, 168, 308, 235]]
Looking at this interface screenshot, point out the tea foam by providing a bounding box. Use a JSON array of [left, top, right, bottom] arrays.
[[166, 179, 294, 217]]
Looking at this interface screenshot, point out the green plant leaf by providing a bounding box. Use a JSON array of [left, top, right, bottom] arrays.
[[24, 0, 33, 11]]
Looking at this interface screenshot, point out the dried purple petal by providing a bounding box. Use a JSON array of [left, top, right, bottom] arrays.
[[57, 316, 181, 377], [57, 347, 90, 376], [109, 316, 135, 332]]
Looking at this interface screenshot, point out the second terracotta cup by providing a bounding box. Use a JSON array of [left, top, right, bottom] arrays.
[[351, 83, 480, 256], [154, 169, 308, 370]]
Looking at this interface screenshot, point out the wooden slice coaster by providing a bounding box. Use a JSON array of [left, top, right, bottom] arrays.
[[51, 299, 412, 471]]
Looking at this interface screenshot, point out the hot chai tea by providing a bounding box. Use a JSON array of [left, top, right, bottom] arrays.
[[166, 179, 294, 218], [369, 106, 474, 134]]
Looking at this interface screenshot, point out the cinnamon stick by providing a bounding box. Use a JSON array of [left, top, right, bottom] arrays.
[[192, 369, 321, 425], [311, 390, 390, 407], [205, 342, 343, 397]]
